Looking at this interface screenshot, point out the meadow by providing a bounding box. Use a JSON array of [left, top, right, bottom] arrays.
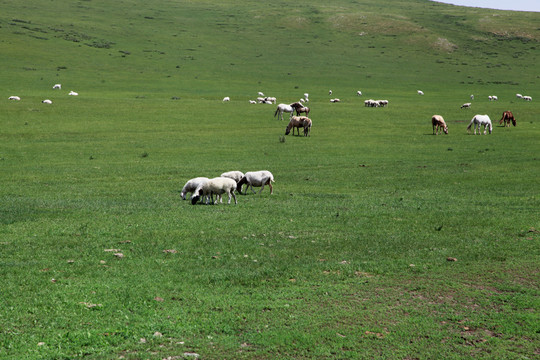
[[1, 0, 539, 358]]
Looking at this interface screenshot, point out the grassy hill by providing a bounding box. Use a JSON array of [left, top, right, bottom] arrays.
[[1, 0, 539, 359]]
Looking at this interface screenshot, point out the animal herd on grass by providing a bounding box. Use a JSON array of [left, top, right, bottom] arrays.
[[181, 170, 275, 206], [8, 83, 78, 105]]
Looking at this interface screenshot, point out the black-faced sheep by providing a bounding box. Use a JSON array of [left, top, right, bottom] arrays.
[[191, 177, 237, 205], [237, 171, 274, 195]]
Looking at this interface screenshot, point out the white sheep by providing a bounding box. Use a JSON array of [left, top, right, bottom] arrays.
[[523, 95, 532, 101], [303, 93, 309, 102], [220, 171, 244, 183], [69, 91, 78, 96], [237, 171, 274, 195], [53, 84, 61, 90], [357, 90, 362, 96], [258, 91, 265, 97], [249, 100, 257, 104], [8, 96, 21, 101], [461, 102, 471, 109], [181, 177, 209, 201], [42, 99, 52, 104], [470, 94, 474, 100], [330, 98, 341, 103], [222, 97, 230, 102], [191, 177, 237, 205], [417, 90, 424, 95], [329, 90, 333, 95], [516, 93, 523, 99]]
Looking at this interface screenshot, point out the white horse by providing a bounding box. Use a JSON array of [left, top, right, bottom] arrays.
[[274, 103, 294, 121], [467, 114, 492, 135]]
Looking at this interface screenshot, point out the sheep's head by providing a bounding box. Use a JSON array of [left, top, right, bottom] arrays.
[[236, 177, 247, 193], [191, 188, 202, 205]]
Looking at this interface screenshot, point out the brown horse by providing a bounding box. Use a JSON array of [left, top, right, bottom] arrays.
[[285, 116, 311, 136], [290, 102, 310, 117], [431, 115, 448, 135], [499, 111, 516, 127]]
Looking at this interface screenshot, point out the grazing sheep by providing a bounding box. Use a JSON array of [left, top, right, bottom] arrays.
[[181, 177, 209, 201], [461, 102, 471, 109], [516, 93, 523, 99], [8, 96, 21, 101], [53, 84, 61, 89], [330, 98, 340, 103], [357, 90, 362, 96], [258, 92, 265, 97], [249, 100, 257, 104], [418, 90, 424, 95], [329, 90, 333, 95], [191, 177, 237, 205], [523, 95, 532, 101], [42, 99, 52, 104], [303, 93, 309, 101], [220, 171, 244, 183], [470, 94, 474, 100], [222, 97, 230, 102], [488, 95, 498, 101], [68, 91, 78, 96], [237, 171, 274, 195], [432, 115, 448, 135]]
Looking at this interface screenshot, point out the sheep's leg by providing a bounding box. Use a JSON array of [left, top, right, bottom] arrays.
[[269, 182, 273, 194], [231, 191, 237, 204], [258, 184, 265, 194]]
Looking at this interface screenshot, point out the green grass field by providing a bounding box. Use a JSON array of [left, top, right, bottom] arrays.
[[1, 0, 539, 358]]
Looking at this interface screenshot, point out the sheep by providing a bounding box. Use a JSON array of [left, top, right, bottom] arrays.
[[53, 84, 61, 90], [258, 92, 265, 97], [357, 90, 362, 96], [222, 97, 230, 102], [330, 98, 341, 103], [303, 93, 309, 101], [220, 171, 244, 183], [329, 90, 333, 95], [523, 96, 532, 101], [42, 99, 52, 104], [461, 102, 471, 109], [68, 91, 78, 96], [516, 93, 523, 99], [8, 96, 21, 101], [249, 100, 257, 104], [237, 171, 274, 195], [417, 90, 424, 95], [266, 96, 277, 104], [191, 177, 237, 205], [181, 177, 209, 201], [470, 94, 474, 100], [488, 95, 498, 101]]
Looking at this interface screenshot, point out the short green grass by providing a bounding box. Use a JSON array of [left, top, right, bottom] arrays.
[[1, 0, 539, 358]]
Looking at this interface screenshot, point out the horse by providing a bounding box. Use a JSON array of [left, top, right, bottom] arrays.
[[431, 115, 448, 135], [285, 116, 311, 136], [467, 114, 492, 135], [290, 102, 310, 117], [499, 111, 516, 127], [274, 103, 294, 121]]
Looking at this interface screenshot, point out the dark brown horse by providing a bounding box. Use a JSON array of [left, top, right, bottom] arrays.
[[290, 102, 310, 117], [499, 111, 516, 127]]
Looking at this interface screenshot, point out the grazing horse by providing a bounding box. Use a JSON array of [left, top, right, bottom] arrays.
[[431, 115, 448, 135], [499, 111, 516, 127], [290, 102, 310, 117], [285, 116, 311, 136], [274, 103, 294, 121], [467, 114, 492, 135]]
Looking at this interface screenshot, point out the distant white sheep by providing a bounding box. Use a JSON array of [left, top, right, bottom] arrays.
[[42, 99, 52, 104], [330, 98, 341, 103], [53, 84, 61, 90], [220, 171, 244, 183], [357, 90, 362, 96], [181, 177, 209, 201], [470, 94, 474, 100], [488, 95, 498, 101], [222, 97, 230, 102], [258, 92, 265, 97], [191, 177, 237, 205], [417, 90, 424, 95], [69, 91, 78, 96], [249, 100, 257, 104], [329, 90, 333, 95], [523, 95, 532, 101], [516, 93, 523, 99], [237, 171, 274, 195], [303, 93, 309, 102], [461, 102, 471, 109], [8, 96, 21, 101]]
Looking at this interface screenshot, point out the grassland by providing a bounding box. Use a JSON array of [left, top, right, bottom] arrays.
[[0, 0, 539, 358]]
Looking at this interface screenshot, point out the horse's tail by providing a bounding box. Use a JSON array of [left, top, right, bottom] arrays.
[[499, 113, 505, 125], [466, 117, 474, 131]]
